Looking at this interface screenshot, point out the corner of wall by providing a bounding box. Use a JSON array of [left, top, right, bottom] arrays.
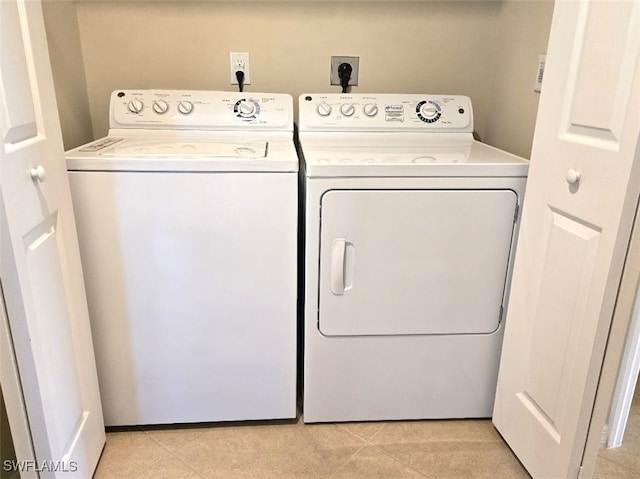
[[483, 0, 555, 159], [42, 0, 95, 150]]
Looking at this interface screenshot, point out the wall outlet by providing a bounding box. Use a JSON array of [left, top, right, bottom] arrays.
[[535, 54, 546, 92], [330, 56, 359, 86], [230, 52, 251, 85]]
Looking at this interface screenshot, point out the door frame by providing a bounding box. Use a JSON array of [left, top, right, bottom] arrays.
[[607, 280, 640, 448], [581, 191, 640, 478]]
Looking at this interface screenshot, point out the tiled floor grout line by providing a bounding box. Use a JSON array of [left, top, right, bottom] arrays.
[[128, 432, 174, 479], [141, 427, 205, 453], [335, 423, 385, 444], [141, 429, 173, 452], [96, 429, 170, 479], [368, 443, 432, 479], [364, 423, 386, 444], [171, 453, 204, 478], [325, 443, 369, 479], [126, 428, 205, 479]]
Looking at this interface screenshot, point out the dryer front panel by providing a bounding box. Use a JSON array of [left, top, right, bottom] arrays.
[[318, 189, 518, 336]]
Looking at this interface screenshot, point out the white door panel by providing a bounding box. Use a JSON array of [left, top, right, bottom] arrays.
[[0, 0, 37, 145], [24, 215, 85, 452], [493, 1, 640, 478], [319, 189, 518, 336], [0, 1, 105, 477]]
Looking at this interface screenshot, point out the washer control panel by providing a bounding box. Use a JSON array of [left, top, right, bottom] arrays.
[[110, 90, 292, 130], [299, 94, 472, 132]]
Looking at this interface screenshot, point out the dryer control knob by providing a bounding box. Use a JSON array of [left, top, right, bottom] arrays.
[[152, 100, 169, 114], [420, 102, 439, 118], [127, 99, 144, 114], [177, 101, 194, 115], [340, 103, 356, 117], [237, 100, 256, 117], [363, 103, 379, 117], [316, 102, 332, 117]]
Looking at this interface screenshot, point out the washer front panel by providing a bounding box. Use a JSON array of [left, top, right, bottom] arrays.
[[69, 171, 298, 425]]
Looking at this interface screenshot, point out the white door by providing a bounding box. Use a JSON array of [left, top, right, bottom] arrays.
[[319, 189, 518, 336], [0, 0, 105, 477], [493, 1, 640, 478]]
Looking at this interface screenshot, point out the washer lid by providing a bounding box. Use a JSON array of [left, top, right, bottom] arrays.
[[99, 138, 267, 158], [66, 137, 298, 172]]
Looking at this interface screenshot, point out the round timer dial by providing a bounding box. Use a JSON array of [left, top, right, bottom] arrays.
[[152, 100, 169, 114], [177, 101, 194, 115], [234, 99, 260, 119], [127, 99, 144, 114], [340, 103, 355, 117], [316, 102, 332, 117], [363, 103, 379, 117], [416, 100, 442, 123]]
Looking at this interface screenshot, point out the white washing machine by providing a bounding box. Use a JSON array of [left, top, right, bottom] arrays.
[[66, 90, 298, 426], [298, 93, 529, 423]]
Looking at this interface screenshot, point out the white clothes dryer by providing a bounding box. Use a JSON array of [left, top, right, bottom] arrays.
[[298, 93, 529, 423], [66, 90, 298, 426]]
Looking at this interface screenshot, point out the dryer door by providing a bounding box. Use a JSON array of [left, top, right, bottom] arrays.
[[318, 189, 518, 336]]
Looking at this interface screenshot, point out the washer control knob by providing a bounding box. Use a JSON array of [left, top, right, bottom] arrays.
[[237, 100, 256, 117], [363, 103, 379, 117], [152, 100, 169, 114], [420, 102, 438, 118], [127, 99, 144, 114], [340, 103, 356, 117], [177, 101, 194, 115], [316, 102, 332, 117]]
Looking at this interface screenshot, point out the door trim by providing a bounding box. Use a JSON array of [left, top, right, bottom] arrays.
[[580, 193, 640, 478]]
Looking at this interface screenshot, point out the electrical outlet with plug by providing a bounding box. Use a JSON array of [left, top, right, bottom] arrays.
[[330, 56, 359, 87], [230, 52, 251, 85]]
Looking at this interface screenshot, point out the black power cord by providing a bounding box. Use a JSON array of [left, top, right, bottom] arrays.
[[338, 62, 352, 94], [235, 70, 245, 92]]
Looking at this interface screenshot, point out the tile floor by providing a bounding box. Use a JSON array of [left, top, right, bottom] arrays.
[[94, 384, 640, 479], [94, 413, 531, 479], [594, 383, 640, 479]]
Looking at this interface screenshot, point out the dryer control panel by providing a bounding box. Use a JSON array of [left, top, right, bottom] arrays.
[[109, 90, 293, 131], [298, 94, 473, 132]]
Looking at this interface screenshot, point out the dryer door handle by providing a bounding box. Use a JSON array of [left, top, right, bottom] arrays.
[[330, 238, 346, 295]]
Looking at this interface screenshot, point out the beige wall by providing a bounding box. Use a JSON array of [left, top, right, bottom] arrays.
[[74, 1, 502, 140], [42, 0, 93, 150], [484, 0, 555, 158], [43, 1, 554, 158]]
